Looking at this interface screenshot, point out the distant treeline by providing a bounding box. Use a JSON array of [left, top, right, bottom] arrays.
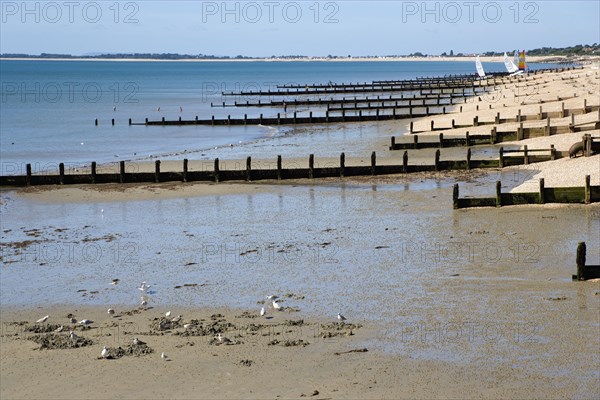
[[1, 44, 598, 60]]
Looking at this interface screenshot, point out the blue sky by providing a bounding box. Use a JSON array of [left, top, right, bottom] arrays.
[[1, 1, 598, 56]]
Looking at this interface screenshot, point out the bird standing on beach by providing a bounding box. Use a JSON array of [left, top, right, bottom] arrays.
[[179, 106, 183, 112], [157, 107, 161, 112], [139, 282, 150, 292], [36, 315, 49, 323], [272, 300, 281, 311], [69, 331, 79, 341], [260, 307, 266, 317], [113, 105, 116, 112], [161, 352, 168, 361], [79, 319, 93, 326], [101, 346, 110, 358], [165, 311, 171, 318], [171, 315, 182, 323], [54, 325, 64, 333], [217, 333, 231, 344], [337, 313, 347, 323], [107, 308, 115, 317], [133, 337, 146, 345]]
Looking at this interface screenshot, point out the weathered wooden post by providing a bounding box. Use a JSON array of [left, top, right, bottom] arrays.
[[91, 162, 96, 184], [465, 131, 470, 146], [155, 160, 161, 183], [276, 155, 282, 180], [453, 183, 459, 209], [112, 118, 115, 126], [162, 117, 165, 125], [403, 151, 408, 173], [434, 150, 440, 171], [517, 109, 521, 123], [495, 112, 500, 124], [26, 163, 32, 186], [59, 164, 64, 184], [128, 118, 132, 126], [95, 118, 98, 126], [584, 175, 591, 204], [246, 157, 252, 181], [523, 145, 529, 165], [277, 113, 281, 125], [570, 113, 575, 132], [451, 119, 455, 129], [560, 102, 565, 118], [538, 106, 542, 120], [430, 120, 434, 131], [584, 134, 592, 157], [473, 116, 478, 127], [550, 144, 556, 160], [410, 121, 414, 133], [439, 133, 444, 148], [576, 242, 586, 280], [518, 122, 524, 140], [466, 148, 471, 170], [495, 181, 502, 207], [214, 158, 220, 182], [145, 118, 148, 124], [371, 151, 376, 176], [183, 159, 188, 182], [539, 178, 545, 204], [390, 136, 396, 149], [413, 135, 419, 149], [119, 161, 125, 183], [309, 111, 313, 124], [498, 147, 504, 168], [179, 116, 182, 123], [546, 117, 551, 136]]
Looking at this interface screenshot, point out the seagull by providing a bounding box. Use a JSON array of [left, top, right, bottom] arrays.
[[107, 308, 115, 317], [54, 325, 64, 333], [157, 107, 161, 112], [140, 299, 148, 307], [69, 331, 79, 341], [217, 333, 231, 344], [171, 315, 182, 323], [272, 300, 281, 311], [79, 319, 93, 326], [133, 337, 146, 345], [165, 311, 171, 318], [266, 295, 278, 300], [101, 346, 110, 358], [260, 307, 266, 317], [337, 313, 347, 323], [161, 352, 168, 361], [139, 282, 151, 292], [183, 323, 195, 330], [36, 315, 49, 323], [179, 106, 183, 112], [113, 105, 116, 112]]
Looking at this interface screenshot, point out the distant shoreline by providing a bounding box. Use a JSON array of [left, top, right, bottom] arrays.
[[0, 55, 573, 63]]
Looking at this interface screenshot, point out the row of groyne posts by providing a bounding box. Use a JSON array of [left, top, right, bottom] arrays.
[[92, 67, 581, 127], [453, 175, 599, 209], [2, 144, 560, 187]]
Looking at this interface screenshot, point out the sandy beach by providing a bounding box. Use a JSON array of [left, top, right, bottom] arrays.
[[2, 66, 599, 399]]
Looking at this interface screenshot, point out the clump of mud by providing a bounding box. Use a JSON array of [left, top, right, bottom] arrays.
[[29, 333, 93, 349], [150, 317, 182, 331], [176, 320, 236, 337], [268, 339, 310, 347], [319, 322, 362, 338], [103, 343, 154, 359], [24, 324, 64, 333]]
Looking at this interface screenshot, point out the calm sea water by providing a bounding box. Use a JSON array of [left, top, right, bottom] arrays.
[[0, 60, 550, 173]]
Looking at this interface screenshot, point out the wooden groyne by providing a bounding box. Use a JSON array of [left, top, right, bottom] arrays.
[[0, 147, 556, 188], [211, 92, 486, 108], [453, 175, 599, 209], [573, 242, 600, 281]]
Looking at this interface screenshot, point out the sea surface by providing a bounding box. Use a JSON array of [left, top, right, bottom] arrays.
[[1, 59, 551, 173]]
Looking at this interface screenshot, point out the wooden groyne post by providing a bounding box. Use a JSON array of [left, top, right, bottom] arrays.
[[573, 242, 600, 281]]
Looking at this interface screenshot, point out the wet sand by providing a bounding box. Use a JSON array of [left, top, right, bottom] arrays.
[[2, 66, 600, 399]]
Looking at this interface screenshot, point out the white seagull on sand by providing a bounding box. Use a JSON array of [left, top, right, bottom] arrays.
[[260, 307, 266, 317], [54, 325, 64, 333], [337, 313, 347, 323], [107, 308, 115, 317], [165, 311, 171, 318], [217, 333, 232, 344], [79, 319, 93, 326], [101, 346, 110, 358], [161, 352, 168, 361], [133, 337, 146, 345], [69, 331, 79, 341], [36, 315, 49, 323], [272, 300, 282, 311]]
